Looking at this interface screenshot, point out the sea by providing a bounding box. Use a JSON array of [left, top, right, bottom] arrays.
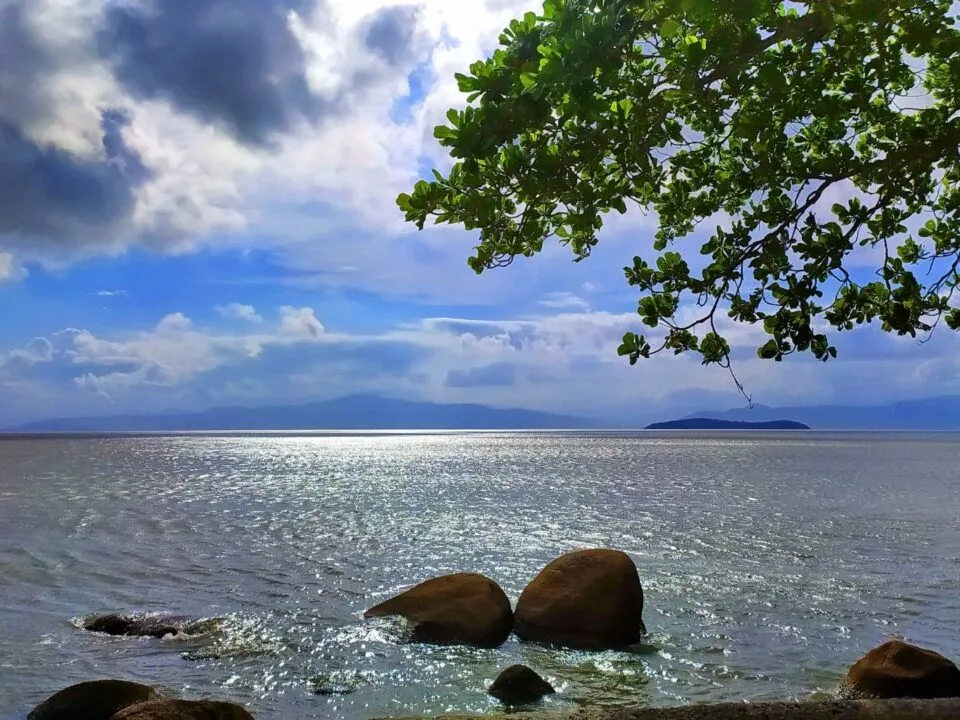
[[1, 431, 958, 719]]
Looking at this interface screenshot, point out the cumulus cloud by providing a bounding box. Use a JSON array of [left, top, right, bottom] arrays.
[[1, 302, 959, 426], [279, 306, 324, 337], [0, 0, 553, 300], [216, 303, 264, 323]]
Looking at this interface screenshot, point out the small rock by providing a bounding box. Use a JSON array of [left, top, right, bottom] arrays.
[[28, 679, 158, 720], [110, 699, 254, 720], [363, 572, 513, 648], [845, 639, 960, 699], [488, 665, 555, 706], [84, 614, 181, 639], [310, 671, 364, 696], [514, 548, 646, 650]]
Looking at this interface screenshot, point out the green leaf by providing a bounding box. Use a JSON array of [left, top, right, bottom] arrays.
[[659, 19, 682, 38]]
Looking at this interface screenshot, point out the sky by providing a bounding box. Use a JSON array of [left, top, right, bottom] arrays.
[[0, 0, 958, 427]]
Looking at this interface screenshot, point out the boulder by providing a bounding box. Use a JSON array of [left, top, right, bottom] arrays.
[[845, 639, 960, 699], [488, 664, 555, 705], [363, 572, 512, 648], [110, 700, 253, 720], [83, 614, 181, 639], [28, 680, 158, 720], [514, 548, 646, 650]]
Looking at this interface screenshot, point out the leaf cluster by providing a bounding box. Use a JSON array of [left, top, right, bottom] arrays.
[[398, 0, 960, 374]]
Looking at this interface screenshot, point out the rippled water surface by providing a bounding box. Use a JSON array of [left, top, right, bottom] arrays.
[[1, 431, 959, 719]]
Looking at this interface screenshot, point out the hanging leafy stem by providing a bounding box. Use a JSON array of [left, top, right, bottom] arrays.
[[397, 0, 960, 388]]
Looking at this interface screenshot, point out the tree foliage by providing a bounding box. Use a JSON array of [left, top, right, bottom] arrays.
[[397, 0, 960, 376]]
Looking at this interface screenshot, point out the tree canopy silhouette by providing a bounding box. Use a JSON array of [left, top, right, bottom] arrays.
[[397, 0, 960, 375]]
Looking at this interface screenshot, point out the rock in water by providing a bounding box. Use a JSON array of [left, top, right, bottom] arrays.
[[110, 700, 254, 720], [488, 665, 555, 706], [845, 639, 960, 698], [363, 572, 513, 648], [83, 614, 181, 638], [514, 548, 646, 650], [28, 680, 158, 720]]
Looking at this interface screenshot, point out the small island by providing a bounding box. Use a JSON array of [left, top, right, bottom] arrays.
[[645, 418, 811, 430]]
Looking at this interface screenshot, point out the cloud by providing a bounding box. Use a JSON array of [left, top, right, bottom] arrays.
[[0, 0, 552, 299], [0, 104, 149, 245], [97, 289, 128, 298], [278, 305, 324, 337], [361, 4, 421, 66], [216, 303, 263, 323], [538, 292, 589, 310], [446, 362, 516, 388], [0, 252, 25, 281], [98, 0, 320, 147], [1, 302, 959, 427]]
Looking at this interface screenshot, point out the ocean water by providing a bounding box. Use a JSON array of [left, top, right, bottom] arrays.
[[1, 431, 958, 719]]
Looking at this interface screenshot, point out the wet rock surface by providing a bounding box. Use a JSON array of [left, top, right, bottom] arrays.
[[27, 680, 159, 720], [488, 664, 555, 706], [364, 572, 513, 648]]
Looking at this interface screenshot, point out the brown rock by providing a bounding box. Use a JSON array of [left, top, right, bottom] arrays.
[[84, 614, 181, 638], [110, 700, 253, 720], [363, 572, 512, 648], [845, 639, 960, 699], [488, 664, 555, 706], [514, 548, 646, 650], [28, 680, 158, 720]]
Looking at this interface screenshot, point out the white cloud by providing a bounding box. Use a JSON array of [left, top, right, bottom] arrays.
[[216, 303, 263, 323], [0, 252, 25, 281], [538, 292, 589, 310], [1, 301, 959, 426], [278, 306, 325, 338]]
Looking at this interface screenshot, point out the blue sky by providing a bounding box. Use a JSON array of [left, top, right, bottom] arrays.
[[0, 0, 957, 427]]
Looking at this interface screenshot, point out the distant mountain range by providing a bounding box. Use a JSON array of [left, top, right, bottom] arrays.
[[3, 394, 601, 433], [683, 395, 960, 430], [4, 393, 959, 433], [645, 418, 810, 430]]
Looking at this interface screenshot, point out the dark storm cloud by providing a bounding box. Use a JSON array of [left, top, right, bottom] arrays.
[[0, 110, 150, 241], [98, 0, 318, 147], [0, 0, 423, 249], [362, 4, 419, 66], [99, 0, 423, 146], [0, 2, 53, 126], [0, 2, 149, 244]]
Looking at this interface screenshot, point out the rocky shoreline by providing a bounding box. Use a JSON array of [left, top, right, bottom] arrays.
[[20, 548, 960, 719], [378, 698, 960, 720]]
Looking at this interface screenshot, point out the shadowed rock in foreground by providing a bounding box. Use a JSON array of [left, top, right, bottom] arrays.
[[843, 639, 960, 699], [488, 665, 555, 706], [364, 572, 513, 647], [375, 698, 960, 720], [111, 699, 253, 720], [27, 680, 158, 720], [514, 549, 646, 650]]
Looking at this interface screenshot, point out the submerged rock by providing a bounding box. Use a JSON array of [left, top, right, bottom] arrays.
[[844, 639, 960, 699], [363, 572, 513, 648], [83, 614, 181, 639], [488, 664, 555, 706], [110, 699, 253, 720], [513, 548, 646, 650], [28, 679, 158, 720], [310, 671, 365, 696]]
